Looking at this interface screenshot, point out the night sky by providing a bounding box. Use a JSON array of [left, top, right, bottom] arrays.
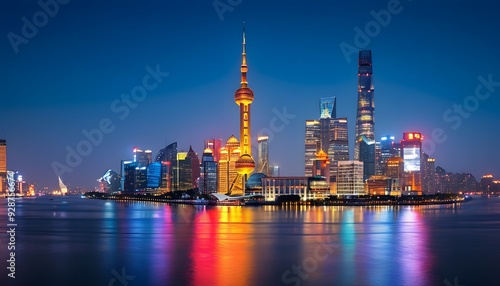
[[2, 0, 500, 190]]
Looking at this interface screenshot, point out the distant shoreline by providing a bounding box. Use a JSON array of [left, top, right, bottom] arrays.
[[82, 192, 472, 207]]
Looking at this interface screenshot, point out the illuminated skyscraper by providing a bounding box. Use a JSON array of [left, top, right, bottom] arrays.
[[0, 139, 5, 193], [234, 24, 255, 191], [257, 136, 269, 175], [354, 50, 375, 171], [401, 132, 423, 195], [305, 120, 320, 177], [330, 118, 349, 161], [200, 148, 218, 194], [320, 97, 337, 119], [305, 98, 349, 179], [133, 147, 152, 166], [379, 136, 397, 175], [218, 135, 242, 195], [421, 152, 436, 194], [175, 152, 193, 191], [358, 135, 375, 181], [155, 142, 177, 191]]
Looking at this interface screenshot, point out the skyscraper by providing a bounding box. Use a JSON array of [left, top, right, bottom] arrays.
[[354, 50, 375, 179], [200, 148, 218, 194], [320, 97, 337, 119], [175, 152, 193, 191], [304, 120, 320, 177], [421, 153, 436, 194], [305, 98, 349, 179], [257, 136, 269, 175], [401, 132, 423, 195], [133, 148, 152, 166], [155, 142, 177, 191], [186, 146, 200, 188], [379, 136, 397, 175], [330, 118, 349, 161], [0, 139, 6, 193], [358, 135, 375, 181], [234, 24, 256, 189], [218, 135, 242, 195]]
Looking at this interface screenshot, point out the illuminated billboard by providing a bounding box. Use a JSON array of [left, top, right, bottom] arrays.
[[403, 147, 421, 172]]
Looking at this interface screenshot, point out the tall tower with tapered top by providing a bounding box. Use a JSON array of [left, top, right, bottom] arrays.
[[234, 23, 255, 183]]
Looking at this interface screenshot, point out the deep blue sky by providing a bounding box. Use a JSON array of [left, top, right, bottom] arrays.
[[2, 0, 500, 190]]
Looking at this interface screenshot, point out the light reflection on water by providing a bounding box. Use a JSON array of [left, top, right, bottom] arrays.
[[0, 196, 499, 286]]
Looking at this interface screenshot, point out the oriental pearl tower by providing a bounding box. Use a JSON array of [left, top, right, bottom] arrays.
[[234, 23, 255, 187]]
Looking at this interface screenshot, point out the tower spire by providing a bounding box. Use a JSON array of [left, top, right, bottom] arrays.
[[241, 22, 248, 88]]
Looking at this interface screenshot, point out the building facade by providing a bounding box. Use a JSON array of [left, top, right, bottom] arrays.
[[261, 176, 330, 201], [336, 161, 365, 196], [200, 148, 218, 194], [401, 132, 423, 195], [257, 136, 269, 176], [354, 50, 375, 161]]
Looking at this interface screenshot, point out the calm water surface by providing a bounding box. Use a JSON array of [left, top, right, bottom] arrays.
[[1, 196, 499, 286]]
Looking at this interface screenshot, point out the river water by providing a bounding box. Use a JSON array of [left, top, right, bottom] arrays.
[[1, 195, 499, 285]]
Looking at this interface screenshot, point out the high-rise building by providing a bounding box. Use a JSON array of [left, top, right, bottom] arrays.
[[305, 100, 349, 181], [354, 50, 375, 181], [234, 24, 256, 190], [0, 139, 6, 193], [379, 136, 396, 175], [421, 153, 436, 194], [358, 135, 375, 181], [374, 141, 382, 175], [174, 152, 193, 191], [305, 119, 320, 177], [387, 156, 404, 196], [200, 148, 218, 194], [133, 148, 152, 166], [257, 136, 269, 175], [336, 161, 365, 196], [146, 162, 162, 189], [155, 142, 177, 191], [401, 132, 423, 195], [204, 139, 222, 162], [218, 135, 242, 195], [330, 118, 349, 161], [186, 146, 200, 188], [320, 97, 337, 119]]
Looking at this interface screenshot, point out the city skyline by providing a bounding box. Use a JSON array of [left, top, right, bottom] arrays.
[[2, 0, 500, 189]]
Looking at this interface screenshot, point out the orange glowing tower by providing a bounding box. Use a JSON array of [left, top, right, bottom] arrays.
[[234, 23, 255, 182]]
